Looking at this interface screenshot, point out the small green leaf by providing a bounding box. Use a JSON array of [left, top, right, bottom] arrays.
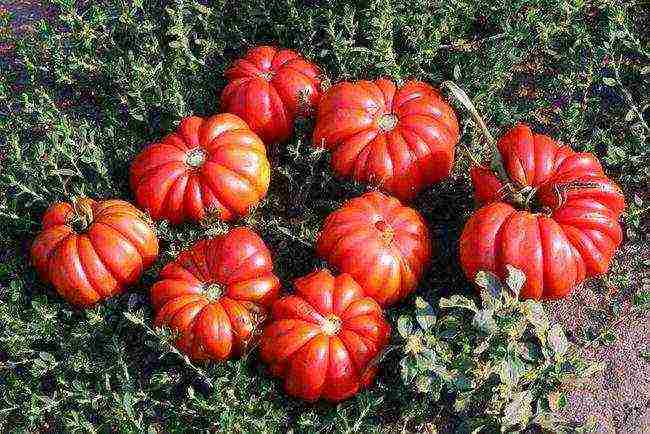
[[472, 309, 497, 334], [602, 77, 617, 86], [416, 348, 437, 370], [502, 391, 533, 429], [474, 270, 504, 300], [397, 316, 414, 337], [547, 324, 569, 357], [505, 265, 526, 297], [439, 295, 478, 312], [499, 354, 526, 386], [633, 290, 650, 309], [400, 357, 418, 384], [415, 296, 436, 330], [523, 300, 549, 337]]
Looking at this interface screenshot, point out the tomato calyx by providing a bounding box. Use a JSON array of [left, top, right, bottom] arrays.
[[203, 282, 225, 301], [186, 148, 207, 168], [321, 314, 342, 336], [378, 113, 398, 132], [69, 197, 94, 232]]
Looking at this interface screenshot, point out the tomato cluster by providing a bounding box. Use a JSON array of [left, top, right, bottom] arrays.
[[31, 45, 624, 403]]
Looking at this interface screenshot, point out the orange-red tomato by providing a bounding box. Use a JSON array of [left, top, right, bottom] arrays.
[[260, 269, 390, 402], [316, 192, 432, 307], [460, 124, 626, 300], [313, 78, 459, 201], [151, 227, 280, 361], [220, 45, 322, 144], [31, 198, 159, 307], [130, 114, 270, 225]]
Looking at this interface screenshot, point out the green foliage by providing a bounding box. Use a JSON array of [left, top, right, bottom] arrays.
[[0, 0, 647, 431], [397, 269, 601, 432]]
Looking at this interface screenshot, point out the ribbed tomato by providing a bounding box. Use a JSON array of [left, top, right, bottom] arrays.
[[316, 192, 431, 307], [31, 198, 159, 307], [151, 227, 280, 361], [460, 124, 626, 300], [260, 269, 390, 402], [313, 78, 459, 201], [220, 45, 322, 144], [130, 114, 271, 225]]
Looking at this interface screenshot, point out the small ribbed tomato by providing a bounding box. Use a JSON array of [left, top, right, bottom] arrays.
[[130, 114, 271, 225], [220, 45, 322, 144], [313, 78, 459, 201], [151, 227, 280, 361], [460, 124, 626, 300], [31, 198, 159, 307], [316, 192, 431, 307], [260, 269, 390, 402]]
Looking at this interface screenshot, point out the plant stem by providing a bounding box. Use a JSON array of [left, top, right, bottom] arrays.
[[440, 81, 511, 188]]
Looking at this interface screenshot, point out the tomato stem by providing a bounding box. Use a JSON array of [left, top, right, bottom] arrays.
[[70, 196, 94, 232], [440, 81, 512, 188]]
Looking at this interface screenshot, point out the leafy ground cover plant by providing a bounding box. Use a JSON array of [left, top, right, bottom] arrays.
[[397, 267, 601, 432], [0, 0, 647, 432]]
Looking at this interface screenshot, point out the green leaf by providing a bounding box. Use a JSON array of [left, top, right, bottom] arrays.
[[502, 391, 533, 430], [504, 265, 526, 298], [524, 300, 549, 337], [415, 348, 437, 370], [439, 295, 478, 312], [602, 77, 617, 86], [499, 353, 526, 386], [547, 324, 569, 358], [474, 270, 504, 302], [414, 296, 436, 330], [472, 309, 497, 334], [400, 357, 418, 384], [397, 316, 414, 337], [633, 290, 650, 310]]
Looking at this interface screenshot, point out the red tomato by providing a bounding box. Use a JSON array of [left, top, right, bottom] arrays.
[[260, 269, 390, 402], [151, 227, 280, 361], [313, 78, 459, 201], [220, 45, 322, 144], [316, 192, 432, 307], [31, 198, 159, 307], [130, 114, 271, 224], [460, 124, 626, 300]]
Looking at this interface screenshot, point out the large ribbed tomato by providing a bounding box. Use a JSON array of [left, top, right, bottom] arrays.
[[220, 45, 322, 144], [31, 198, 159, 307], [313, 78, 459, 201], [260, 269, 390, 402], [130, 114, 271, 225], [151, 227, 280, 361], [460, 124, 626, 300], [316, 192, 431, 307]]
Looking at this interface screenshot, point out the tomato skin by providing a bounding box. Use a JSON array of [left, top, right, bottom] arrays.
[[220, 45, 322, 145], [151, 227, 281, 361], [31, 198, 159, 307], [460, 124, 625, 300], [313, 78, 459, 201], [260, 269, 390, 402], [130, 114, 271, 225], [316, 191, 432, 307]]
